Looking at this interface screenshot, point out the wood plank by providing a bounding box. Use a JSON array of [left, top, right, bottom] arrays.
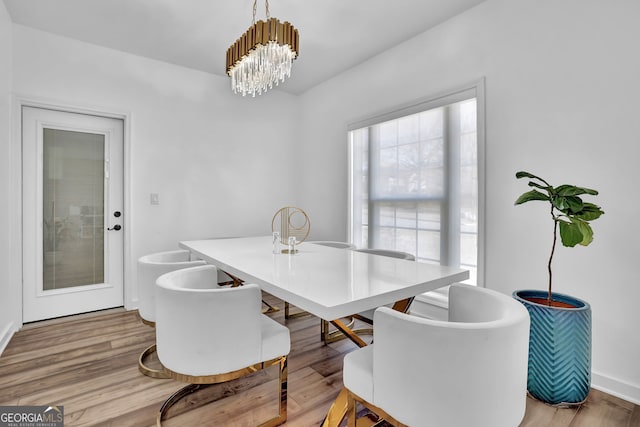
[[0, 346, 145, 402], [17, 365, 162, 407], [572, 389, 634, 426], [287, 367, 342, 413], [1, 321, 147, 361], [518, 396, 578, 426], [64, 380, 182, 427], [628, 404, 640, 427], [164, 375, 282, 426]]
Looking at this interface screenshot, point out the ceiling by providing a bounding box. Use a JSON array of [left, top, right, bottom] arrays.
[[3, 0, 486, 95]]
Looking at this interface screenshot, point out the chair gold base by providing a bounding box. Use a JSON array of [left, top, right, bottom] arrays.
[[346, 390, 407, 427], [138, 344, 171, 379], [320, 387, 407, 427], [321, 388, 349, 427], [136, 310, 155, 327], [284, 301, 310, 319], [157, 356, 288, 427], [262, 300, 281, 314], [140, 317, 155, 327]]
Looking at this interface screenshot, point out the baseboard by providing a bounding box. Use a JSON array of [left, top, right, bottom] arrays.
[[592, 371, 640, 405], [0, 321, 15, 357]]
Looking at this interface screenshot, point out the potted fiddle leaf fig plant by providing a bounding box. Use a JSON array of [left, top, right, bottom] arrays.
[[512, 171, 604, 406]]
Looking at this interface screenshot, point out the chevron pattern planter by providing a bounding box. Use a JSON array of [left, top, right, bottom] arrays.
[[513, 290, 591, 405]]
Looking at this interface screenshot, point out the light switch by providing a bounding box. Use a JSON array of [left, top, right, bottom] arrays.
[[150, 193, 159, 205]]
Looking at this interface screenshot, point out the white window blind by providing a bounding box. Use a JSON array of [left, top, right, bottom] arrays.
[[348, 82, 484, 286]]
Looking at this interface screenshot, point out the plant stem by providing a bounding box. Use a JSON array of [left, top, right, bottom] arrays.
[[548, 205, 557, 306]]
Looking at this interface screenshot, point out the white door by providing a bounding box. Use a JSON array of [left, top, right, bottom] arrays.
[[22, 106, 124, 322]]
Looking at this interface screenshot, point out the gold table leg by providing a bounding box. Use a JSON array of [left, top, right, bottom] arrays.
[[391, 297, 414, 314], [329, 319, 368, 348], [324, 297, 413, 347], [322, 317, 361, 344]]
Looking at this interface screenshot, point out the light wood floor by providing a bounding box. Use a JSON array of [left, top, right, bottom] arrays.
[[1, 293, 638, 426]]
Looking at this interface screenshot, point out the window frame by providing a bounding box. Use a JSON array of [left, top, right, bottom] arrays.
[[347, 79, 486, 288]]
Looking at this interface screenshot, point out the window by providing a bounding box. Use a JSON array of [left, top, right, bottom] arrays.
[[349, 82, 484, 286]]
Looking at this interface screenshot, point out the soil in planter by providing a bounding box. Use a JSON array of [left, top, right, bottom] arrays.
[[524, 297, 576, 309]]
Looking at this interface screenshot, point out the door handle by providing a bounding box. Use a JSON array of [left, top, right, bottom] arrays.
[[107, 224, 122, 231]]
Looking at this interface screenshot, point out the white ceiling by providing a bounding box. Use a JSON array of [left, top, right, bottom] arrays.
[[3, 0, 486, 94]]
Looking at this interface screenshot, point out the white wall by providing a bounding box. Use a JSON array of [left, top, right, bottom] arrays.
[[0, 0, 16, 353], [297, 0, 640, 403], [11, 25, 300, 314]]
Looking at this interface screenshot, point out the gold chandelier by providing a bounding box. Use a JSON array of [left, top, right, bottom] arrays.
[[225, 0, 299, 97]]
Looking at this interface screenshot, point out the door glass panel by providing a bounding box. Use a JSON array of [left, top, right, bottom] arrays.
[[43, 128, 105, 290]]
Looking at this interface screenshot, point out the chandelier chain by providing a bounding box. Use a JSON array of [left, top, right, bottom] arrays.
[[252, 0, 257, 24], [252, 0, 270, 24]]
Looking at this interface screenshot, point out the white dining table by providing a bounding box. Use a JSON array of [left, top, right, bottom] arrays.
[[179, 235, 468, 323], [179, 235, 469, 426]]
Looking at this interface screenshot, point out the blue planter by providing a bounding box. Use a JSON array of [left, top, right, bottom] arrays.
[[513, 290, 592, 405]]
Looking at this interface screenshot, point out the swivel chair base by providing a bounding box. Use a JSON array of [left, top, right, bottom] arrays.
[[138, 344, 171, 379], [156, 356, 288, 427]]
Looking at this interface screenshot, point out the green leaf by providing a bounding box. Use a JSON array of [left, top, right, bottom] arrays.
[[553, 195, 583, 213], [573, 202, 605, 221], [515, 189, 550, 205], [571, 218, 594, 246], [515, 171, 539, 180], [527, 181, 552, 192], [559, 220, 584, 247], [565, 196, 584, 213], [516, 171, 551, 187], [556, 185, 598, 197], [553, 197, 567, 211]]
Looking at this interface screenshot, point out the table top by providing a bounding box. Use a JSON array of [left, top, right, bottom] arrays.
[[179, 236, 469, 320]]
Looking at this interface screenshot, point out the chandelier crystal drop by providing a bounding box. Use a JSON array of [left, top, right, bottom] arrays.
[[226, 2, 299, 97]]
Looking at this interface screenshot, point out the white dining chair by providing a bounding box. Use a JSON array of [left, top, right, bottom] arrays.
[[307, 241, 356, 249], [137, 249, 206, 378], [155, 265, 290, 426], [322, 248, 415, 344], [353, 248, 415, 260], [343, 284, 530, 427]]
